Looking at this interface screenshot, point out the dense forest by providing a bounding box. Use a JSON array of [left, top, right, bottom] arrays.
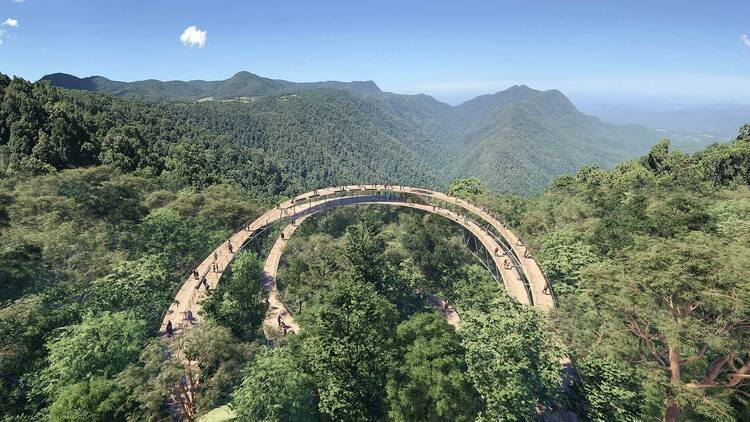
[[1, 72, 749, 421], [39, 71, 383, 102], [40, 72, 664, 194], [0, 73, 438, 194]]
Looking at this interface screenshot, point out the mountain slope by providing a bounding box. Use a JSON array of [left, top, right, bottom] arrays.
[[39, 71, 381, 102], [36, 72, 662, 193], [1, 75, 440, 192], [444, 87, 661, 192]]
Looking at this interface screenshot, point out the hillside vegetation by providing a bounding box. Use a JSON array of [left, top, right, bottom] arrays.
[[451, 128, 750, 421], [39, 71, 382, 102], [2, 70, 748, 421], [40, 72, 663, 193], [0, 74, 438, 194]]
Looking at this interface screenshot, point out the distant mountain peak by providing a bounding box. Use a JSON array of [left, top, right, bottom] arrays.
[[337, 80, 380, 93], [536, 88, 575, 108], [505, 84, 535, 92], [229, 71, 261, 80], [39, 73, 103, 91]]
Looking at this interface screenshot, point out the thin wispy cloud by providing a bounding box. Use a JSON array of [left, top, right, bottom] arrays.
[[741, 34, 750, 48], [12, 0, 24, 3], [180, 25, 206, 48]]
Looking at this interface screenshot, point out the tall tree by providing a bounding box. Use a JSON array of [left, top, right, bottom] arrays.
[[568, 350, 644, 421], [462, 295, 564, 421], [119, 323, 254, 421], [42, 311, 148, 398], [344, 213, 386, 287], [201, 251, 268, 340], [578, 233, 750, 421], [386, 312, 480, 422], [232, 346, 319, 421], [301, 277, 397, 421]]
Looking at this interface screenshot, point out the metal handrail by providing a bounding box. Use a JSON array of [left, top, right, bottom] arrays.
[[162, 184, 556, 335]]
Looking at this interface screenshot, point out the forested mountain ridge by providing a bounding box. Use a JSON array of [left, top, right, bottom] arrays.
[[0, 74, 440, 194], [38, 71, 663, 193], [444, 86, 661, 192], [40, 71, 382, 102]]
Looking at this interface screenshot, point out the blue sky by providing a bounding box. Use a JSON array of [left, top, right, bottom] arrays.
[[1, 0, 749, 105]]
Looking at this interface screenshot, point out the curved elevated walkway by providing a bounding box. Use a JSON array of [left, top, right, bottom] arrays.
[[160, 185, 554, 337], [260, 216, 307, 337]]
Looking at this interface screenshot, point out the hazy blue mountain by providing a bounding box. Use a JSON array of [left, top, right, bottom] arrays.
[[579, 102, 750, 152]]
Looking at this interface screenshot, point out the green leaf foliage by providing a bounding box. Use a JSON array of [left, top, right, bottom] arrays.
[[386, 312, 480, 422], [462, 295, 564, 421], [48, 376, 129, 422], [301, 277, 398, 421], [201, 251, 268, 340], [231, 346, 319, 421], [42, 311, 148, 397]]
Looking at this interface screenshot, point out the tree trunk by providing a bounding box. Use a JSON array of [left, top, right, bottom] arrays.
[[664, 402, 682, 422], [663, 345, 683, 422]]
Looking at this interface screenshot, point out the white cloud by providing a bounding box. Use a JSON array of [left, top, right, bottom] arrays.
[[2, 18, 19, 27], [13, 0, 25, 3], [741, 34, 750, 48], [180, 25, 206, 48]]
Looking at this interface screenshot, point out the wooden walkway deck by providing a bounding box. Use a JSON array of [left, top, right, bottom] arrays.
[[160, 185, 554, 337]]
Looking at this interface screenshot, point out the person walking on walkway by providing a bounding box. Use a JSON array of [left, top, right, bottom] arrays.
[[166, 320, 174, 337], [193, 270, 199, 279], [214, 252, 218, 261], [227, 240, 233, 254], [277, 315, 283, 327], [186, 310, 194, 325]]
